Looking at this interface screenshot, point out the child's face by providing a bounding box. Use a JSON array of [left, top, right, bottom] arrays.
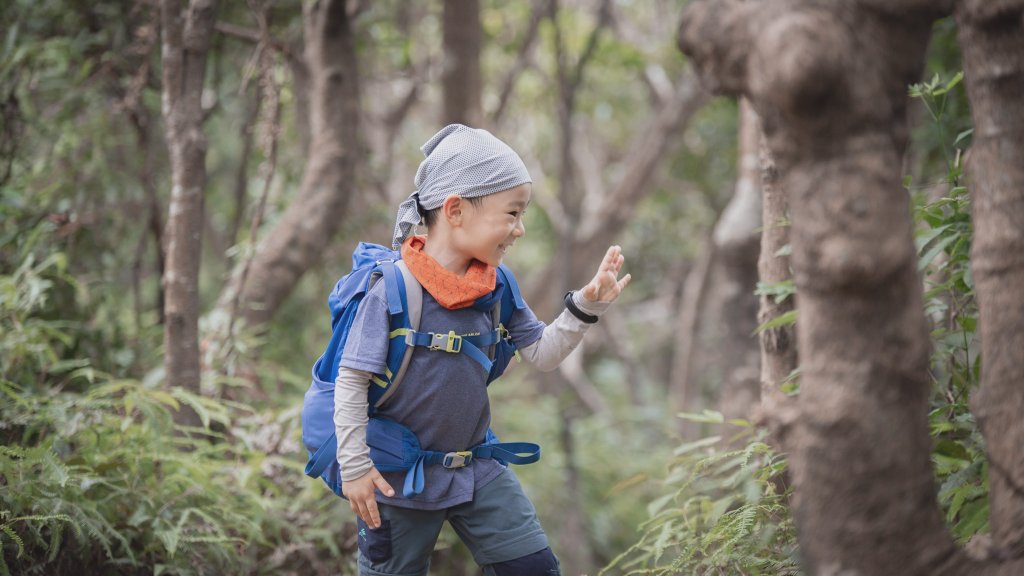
[[453, 183, 532, 267]]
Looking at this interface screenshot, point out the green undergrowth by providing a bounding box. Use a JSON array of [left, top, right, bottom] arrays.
[[0, 374, 355, 575]]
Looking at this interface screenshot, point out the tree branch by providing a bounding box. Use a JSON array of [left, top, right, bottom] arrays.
[[491, 0, 544, 125]]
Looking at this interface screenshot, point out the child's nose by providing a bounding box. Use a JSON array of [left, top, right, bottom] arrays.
[[513, 219, 526, 237]]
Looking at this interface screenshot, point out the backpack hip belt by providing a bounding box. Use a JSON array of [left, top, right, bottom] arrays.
[[304, 417, 541, 498]]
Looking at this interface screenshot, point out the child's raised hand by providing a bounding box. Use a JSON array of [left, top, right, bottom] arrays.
[[580, 245, 631, 303]]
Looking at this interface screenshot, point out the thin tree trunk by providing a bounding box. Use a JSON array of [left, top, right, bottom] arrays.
[[956, 0, 1024, 557], [226, 83, 262, 261], [556, 411, 594, 576], [669, 237, 714, 426], [287, 39, 311, 158], [711, 98, 762, 425], [160, 0, 218, 419], [220, 0, 359, 334], [442, 0, 482, 127]]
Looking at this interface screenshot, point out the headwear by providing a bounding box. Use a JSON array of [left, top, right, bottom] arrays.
[[392, 124, 532, 249]]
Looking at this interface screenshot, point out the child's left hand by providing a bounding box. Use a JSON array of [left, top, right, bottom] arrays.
[[580, 245, 631, 303]]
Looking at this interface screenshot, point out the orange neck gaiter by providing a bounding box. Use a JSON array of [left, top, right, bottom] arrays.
[[401, 236, 497, 310]]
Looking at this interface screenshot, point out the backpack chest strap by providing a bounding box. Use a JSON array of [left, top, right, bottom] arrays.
[[402, 329, 501, 373]]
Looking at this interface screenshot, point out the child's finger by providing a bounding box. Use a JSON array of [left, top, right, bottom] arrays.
[[617, 273, 632, 291], [374, 475, 395, 498], [601, 245, 619, 271], [366, 500, 382, 529], [352, 499, 369, 526]]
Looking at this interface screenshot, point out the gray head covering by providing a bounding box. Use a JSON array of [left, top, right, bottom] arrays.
[[392, 124, 532, 249]]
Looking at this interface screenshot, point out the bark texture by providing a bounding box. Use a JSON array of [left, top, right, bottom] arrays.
[[678, 1, 992, 573], [442, 0, 483, 127], [755, 111, 798, 436], [222, 0, 359, 332], [956, 0, 1024, 557], [160, 0, 218, 406]]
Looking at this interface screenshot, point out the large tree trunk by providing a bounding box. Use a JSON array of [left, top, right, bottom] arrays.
[[956, 0, 1024, 556], [442, 0, 482, 127], [160, 0, 217, 416], [220, 0, 359, 333], [677, 1, 1018, 574]]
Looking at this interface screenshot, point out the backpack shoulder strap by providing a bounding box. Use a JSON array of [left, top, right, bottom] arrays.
[[494, 264, 526, 331], [371, 260, 422, 410], [497, 264, 526, 316]]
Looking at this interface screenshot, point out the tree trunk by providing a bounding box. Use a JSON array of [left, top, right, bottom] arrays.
[[956, 0, 1024, 557], [221, 0, 359, 334], [160, 0, 217, 417], [442, 0, 482, 127], [754, 107, 798, 437], [669, 237, 714, 427], [678, 1, 998, 574], [711, 99, 762, 425]]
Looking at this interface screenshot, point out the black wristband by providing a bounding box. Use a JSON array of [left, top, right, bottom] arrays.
[[564, 291, 599, 324]]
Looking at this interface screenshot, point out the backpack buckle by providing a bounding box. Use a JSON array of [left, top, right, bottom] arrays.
[[429, 331, 462, 353], [443, 451, 473, 468]]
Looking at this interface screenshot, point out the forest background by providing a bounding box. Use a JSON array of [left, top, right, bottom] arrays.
[[0, 0, 1005, 574]]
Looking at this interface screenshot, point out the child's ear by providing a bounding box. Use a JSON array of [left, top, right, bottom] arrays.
[[442, 195, 463, 226]]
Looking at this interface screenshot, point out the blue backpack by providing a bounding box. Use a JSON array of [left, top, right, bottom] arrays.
[[301, 242, 541, 498]]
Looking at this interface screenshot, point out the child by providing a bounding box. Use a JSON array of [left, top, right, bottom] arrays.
[[333, 124, 630, 576]]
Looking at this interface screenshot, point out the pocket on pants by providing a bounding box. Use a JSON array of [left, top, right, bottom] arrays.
[[356, 518, 393, 563]]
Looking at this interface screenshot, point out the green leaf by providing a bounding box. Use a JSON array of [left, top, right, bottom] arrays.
[[755, 280, 796, 304], [954, 499, 989, 541], [931, 71, 964, 96], [647, 493, 675, 517], [677, 410, 725, 424], [953, 129, 974, 148], [956, 316, 977, 333], [754, 310, 798, 335], [918, 235, 957, 272], [673, 435, 722, 456]]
